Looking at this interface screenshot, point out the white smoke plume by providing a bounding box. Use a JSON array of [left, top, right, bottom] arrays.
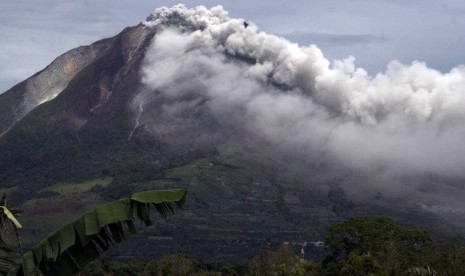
[[137, 5, 465, 203]]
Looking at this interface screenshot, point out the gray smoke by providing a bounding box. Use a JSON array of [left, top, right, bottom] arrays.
[[136, 5, 465, 212]]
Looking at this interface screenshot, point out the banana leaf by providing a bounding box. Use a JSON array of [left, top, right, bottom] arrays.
[[14, 189, 186, 276]]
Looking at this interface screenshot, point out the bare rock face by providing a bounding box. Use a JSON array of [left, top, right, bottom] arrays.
[[24, 43, 106, 106], [53, 25, 153, 132], [0, 24, 155, 137], [0, 38, 113, 136]]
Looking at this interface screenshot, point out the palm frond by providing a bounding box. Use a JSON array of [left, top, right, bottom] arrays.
[[0, 208, 22, 229], [16, 189, 186, 276]]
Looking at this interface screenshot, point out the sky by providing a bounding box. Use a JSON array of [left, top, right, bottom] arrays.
[[0, 0, 464, 93]]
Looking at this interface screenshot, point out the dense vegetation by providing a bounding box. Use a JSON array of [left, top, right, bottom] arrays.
[[80, 216, 465, 276]]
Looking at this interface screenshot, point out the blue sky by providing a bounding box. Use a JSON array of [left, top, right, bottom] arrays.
[[1, 0, 464, 92]]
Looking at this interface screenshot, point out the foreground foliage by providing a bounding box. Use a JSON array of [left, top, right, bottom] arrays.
[[3, 192, 465, 276], [0, 189, 186, 276]]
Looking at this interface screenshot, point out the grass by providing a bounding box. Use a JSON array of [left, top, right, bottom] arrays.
[[18, 186, 110, 246], [39, 177, 113, 196], [0, 185, 19, 194]]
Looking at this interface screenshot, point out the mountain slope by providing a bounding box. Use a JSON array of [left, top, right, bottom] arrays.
[[1, 4, 465, 262], [0, 24, 179, 192]]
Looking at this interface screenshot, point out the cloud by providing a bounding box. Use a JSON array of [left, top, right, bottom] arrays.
[[138, 4, 465, 173], [133, 5, 465, 214], [281, 31, 388, 46]]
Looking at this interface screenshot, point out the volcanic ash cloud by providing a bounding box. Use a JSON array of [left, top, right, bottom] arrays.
[[138, 4, 465, 178]]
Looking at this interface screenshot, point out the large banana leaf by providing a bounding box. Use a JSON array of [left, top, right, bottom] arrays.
[[0, 193, 24, 276], [14, 189, 186, 276]]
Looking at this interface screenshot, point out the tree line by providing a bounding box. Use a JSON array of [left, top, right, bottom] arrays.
[[80, 216, 465, 276]]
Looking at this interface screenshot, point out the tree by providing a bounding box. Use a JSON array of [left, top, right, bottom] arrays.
[[425, 240, 465, 276], [324, 216, 432, 275], [0, 189, 186, 276], [248, 246, 316, 276], [158, 254, 197, 276], [339, 253, 387, 276]]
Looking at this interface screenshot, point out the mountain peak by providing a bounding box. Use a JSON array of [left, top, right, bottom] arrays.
[[144, 4, 230, 30]]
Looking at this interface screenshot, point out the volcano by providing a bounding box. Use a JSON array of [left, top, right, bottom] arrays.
[[1, 5, 465, 262]]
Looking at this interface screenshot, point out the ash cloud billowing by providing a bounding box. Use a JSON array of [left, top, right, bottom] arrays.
[[135, 5, 465, 211]]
